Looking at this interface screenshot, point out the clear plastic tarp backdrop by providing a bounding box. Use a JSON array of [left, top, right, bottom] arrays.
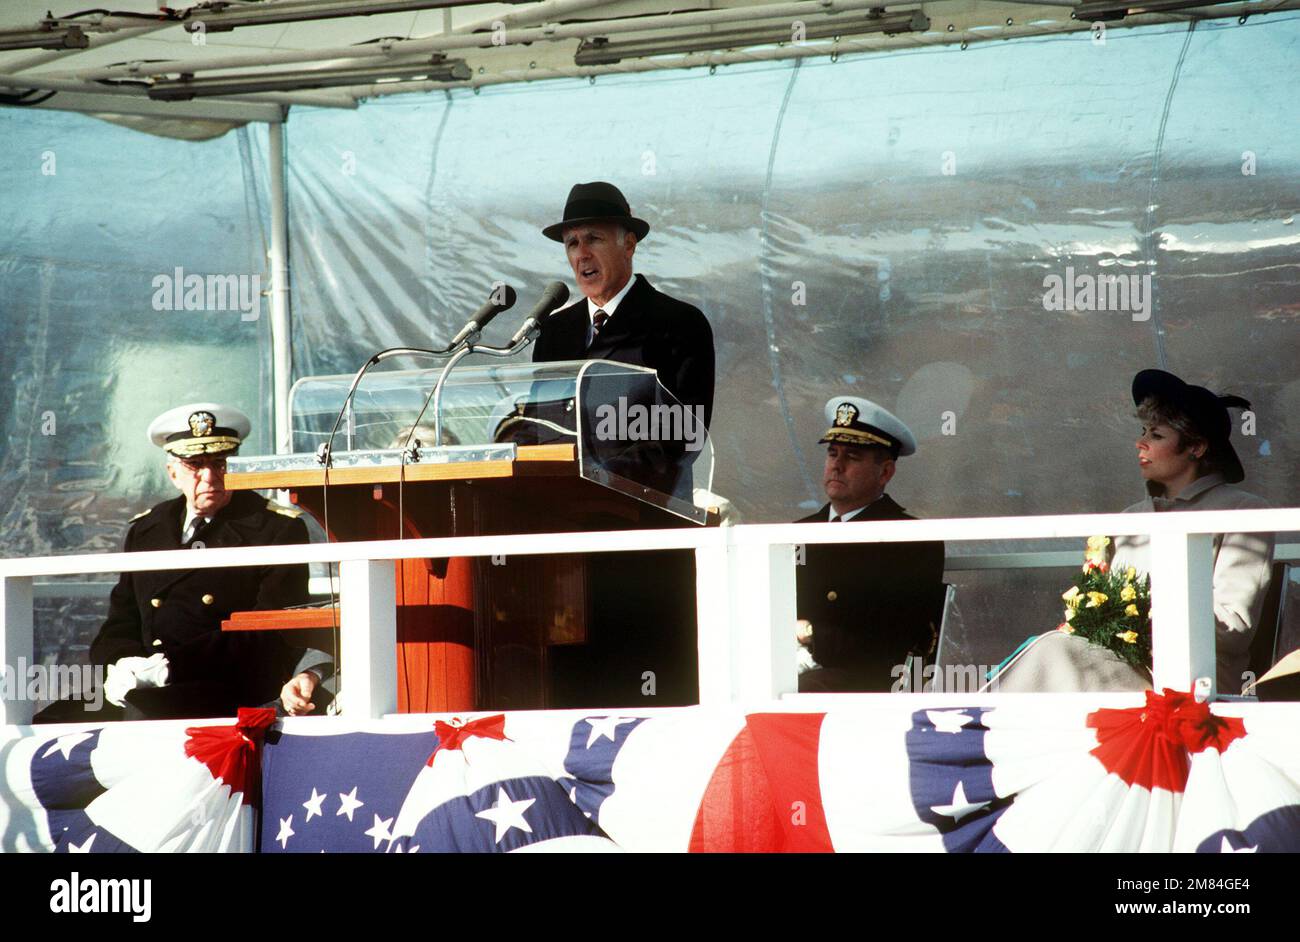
[[0, 118, 275, 668], [285, 17, 1298, 521], [2, 16, 1297, 674]]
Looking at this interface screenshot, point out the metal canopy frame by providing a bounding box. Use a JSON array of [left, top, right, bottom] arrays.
[[2, 0, 1294, 122]]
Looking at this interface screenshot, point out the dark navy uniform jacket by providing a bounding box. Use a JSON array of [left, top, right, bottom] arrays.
[[90, 489, 311, 715], [796, 495, 946, 690]]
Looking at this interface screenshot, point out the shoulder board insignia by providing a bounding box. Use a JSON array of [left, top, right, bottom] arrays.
[[265, 499, 303, 519], [129, 508, 150, 522]]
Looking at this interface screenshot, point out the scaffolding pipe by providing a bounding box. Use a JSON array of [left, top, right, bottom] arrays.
[[0, 24, 177, 74], [347, 17, 1109, 95], [453, 0, 624, 33], [0, 71, 358, 107], [268, 121, 294, 455], [72, 0, 921, 78]]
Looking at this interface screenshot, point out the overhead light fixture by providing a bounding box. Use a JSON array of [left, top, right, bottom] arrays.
[[574, 10, 929, 66], [0, 22, 89, 52], [1072, 0, 1243, 21], [144, 56, 472, 100], [183, 0, 487, 34]]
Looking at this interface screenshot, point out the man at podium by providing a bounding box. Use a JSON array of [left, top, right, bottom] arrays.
[[530, 182, 716, 707], [534, 181, 715, 426]]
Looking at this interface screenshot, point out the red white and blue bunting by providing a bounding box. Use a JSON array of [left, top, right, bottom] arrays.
[[3, 691, 1298, 853]]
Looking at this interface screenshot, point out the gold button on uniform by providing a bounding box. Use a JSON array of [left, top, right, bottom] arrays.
[[201, 594, 214, 605], [152, 639, 163, 647], [826, 590, 838, 602], [150, 598, 161, 608]]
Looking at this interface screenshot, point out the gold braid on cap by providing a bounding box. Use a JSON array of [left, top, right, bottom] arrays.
[[164, 436, 241, 458], [821, 427, 894, 448], [164, 410, 242, 457]]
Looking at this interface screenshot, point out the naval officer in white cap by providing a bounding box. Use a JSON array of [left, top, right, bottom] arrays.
[[794, 396, 947, 692], [36, 403, 329, 722]]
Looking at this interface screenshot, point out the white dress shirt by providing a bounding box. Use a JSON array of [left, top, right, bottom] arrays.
[[585, 273, 637, 347], [828, 495, 884, 522]]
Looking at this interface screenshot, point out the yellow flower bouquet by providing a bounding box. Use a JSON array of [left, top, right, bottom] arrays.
[[1055, 536, 1152, 670]]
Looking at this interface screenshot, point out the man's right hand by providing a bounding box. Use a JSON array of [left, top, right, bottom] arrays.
[[280, 671, 319, 716], [796, 619, 814, 647]]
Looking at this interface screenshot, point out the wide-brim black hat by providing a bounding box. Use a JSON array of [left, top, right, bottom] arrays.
[[1131, 369, 1251, 484], [542, 181, 650, 243]]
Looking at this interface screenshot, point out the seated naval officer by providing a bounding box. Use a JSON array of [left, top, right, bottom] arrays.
[[35, 404, 329, 723], [795, 397, 946, 693]]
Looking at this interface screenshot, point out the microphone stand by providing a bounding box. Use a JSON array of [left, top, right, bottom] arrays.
[[430, 342, 477, 449], [394, 332, 540, 577], [425, 325, 543, 447], [418, 288, 566, 451], [317, 345, 455, 470]]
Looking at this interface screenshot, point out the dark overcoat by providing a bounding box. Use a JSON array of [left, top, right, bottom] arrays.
[[532, 273, 715, 428], [527, 275, 715, 706]]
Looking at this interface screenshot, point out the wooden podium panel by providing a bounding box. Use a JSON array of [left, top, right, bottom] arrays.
[[222, 608, 339, 680], [222, 608, 339, 631], [227, 445, 708, 712]]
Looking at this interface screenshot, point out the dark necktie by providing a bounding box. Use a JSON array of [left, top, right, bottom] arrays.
[[592, 308, 609, 337], [182, 516, 209, 545]]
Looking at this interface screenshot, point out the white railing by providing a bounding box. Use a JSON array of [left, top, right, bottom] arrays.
[[30, 542, 1300, 595], [2, 508, 1298, 724]]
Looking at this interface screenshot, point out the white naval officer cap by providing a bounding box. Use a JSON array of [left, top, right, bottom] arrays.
[[818, 396, 916, 458], [147, 402, 251, 458]]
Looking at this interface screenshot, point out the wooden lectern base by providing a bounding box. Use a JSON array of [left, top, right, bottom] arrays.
[[226, 444, 707, 712]]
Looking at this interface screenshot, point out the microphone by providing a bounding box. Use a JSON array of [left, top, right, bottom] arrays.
[[508, 281, 571, 346], [447, 283, 517, 349]]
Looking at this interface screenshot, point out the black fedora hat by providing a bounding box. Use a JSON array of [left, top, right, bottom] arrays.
[[542, 181, 650, 243], [1131, 369, 1252, 484]]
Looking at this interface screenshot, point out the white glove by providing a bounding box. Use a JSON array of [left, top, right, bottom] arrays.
[[104, 653, 171, 707], [135, 652, 170, 688]]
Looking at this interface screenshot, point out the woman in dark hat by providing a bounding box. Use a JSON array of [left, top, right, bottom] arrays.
[[1110, 369, 1274, 693], [987, 369, 1273, 695], [1128, 369, 1252, 498]]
